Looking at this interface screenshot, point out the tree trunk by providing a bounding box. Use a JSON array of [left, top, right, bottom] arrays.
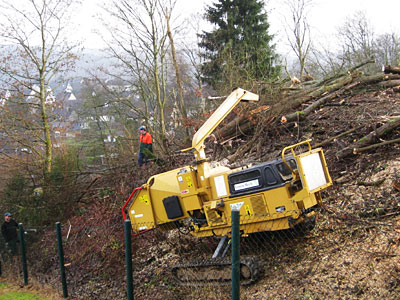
[[378, 80, 400, 88], [40, 82, 52, 177], [336, 117, 400, 159], [166, 8, 189, 139], [283, 74, 354, 112], [151, 20, 167, 146], [383, 65, 400, 74], [283, 81, 360, 122]]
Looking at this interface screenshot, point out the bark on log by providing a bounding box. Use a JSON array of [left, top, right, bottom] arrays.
[[318, 58, 375, 86], [347, 58, 376, 73], [214, 107, 271, 142], [283, 81, 360, 123], [336, 117, 400, 159], [356, 73, 400, 86], [281, 74, 354, 117], [383, 65, 400, 75], [214, 115, 253, 142], [313, 125, 364, 148], [355, 137, 400, 153], [378, 80, 400, 88]]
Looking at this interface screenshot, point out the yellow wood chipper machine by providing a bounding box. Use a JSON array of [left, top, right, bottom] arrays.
[[122, 88, 332, 285]]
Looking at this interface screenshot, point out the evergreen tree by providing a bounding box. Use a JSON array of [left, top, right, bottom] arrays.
[[199, 0, 280, 90]]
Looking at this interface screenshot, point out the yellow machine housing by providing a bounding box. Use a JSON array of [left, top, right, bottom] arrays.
[[125, 88, 332, 238]]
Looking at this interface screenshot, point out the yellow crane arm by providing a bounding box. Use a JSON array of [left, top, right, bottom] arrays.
[[187, 88, 259, 160]]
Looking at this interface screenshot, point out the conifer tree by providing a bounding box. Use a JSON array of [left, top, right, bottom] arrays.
[[199, 0, 280, 90]]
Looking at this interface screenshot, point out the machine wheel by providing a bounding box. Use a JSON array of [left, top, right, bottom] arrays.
[[241, 264, 252, 280]]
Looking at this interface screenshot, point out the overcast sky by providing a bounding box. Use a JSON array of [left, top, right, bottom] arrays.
[[268, 0, 400, 54], [74, 0, 400, 53]]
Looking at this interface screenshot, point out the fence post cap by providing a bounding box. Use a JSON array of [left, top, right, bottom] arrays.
[[230, 202, 244, 212]]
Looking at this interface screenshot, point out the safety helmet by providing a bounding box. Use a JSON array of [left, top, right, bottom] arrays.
[[4, 212, 11, 217], [139, 125, 146, 131]]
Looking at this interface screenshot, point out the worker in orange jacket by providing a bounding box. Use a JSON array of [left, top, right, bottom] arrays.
[[138, 125, 153, 166]]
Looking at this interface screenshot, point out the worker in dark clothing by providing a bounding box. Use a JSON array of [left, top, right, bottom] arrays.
[[1, 212, 19, 258], [138, 125, 153, 166]]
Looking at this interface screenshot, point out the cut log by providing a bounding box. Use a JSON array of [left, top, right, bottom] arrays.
[[355, 137, 400, 153], [214, 115, 253, 141], [313, 125, 364, 148], [318, 58, 375, 86], [283, 81, 360, 123], [378, 80, 400, 88], [383, 65, 400, 75], [214, 107, 271, 142], [336, 117, 400, 159]]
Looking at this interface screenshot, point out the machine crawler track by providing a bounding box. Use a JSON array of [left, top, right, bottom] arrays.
[[171, 256, 264, 286]]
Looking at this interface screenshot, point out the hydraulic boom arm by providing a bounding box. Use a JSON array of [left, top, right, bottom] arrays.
[[181, 88, 259, 161]]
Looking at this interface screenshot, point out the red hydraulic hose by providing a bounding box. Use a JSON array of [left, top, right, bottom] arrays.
[[122, 186, 154, 237], [132, 228, 153, 237], [122, 186, 142, 220]]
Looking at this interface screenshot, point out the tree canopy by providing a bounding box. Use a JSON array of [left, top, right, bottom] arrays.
[[199, 0, 280, 90]]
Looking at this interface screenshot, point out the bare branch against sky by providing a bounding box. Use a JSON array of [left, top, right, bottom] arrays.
[[67, 0, 400, 52]]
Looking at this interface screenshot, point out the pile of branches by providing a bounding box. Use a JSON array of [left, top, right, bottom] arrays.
[[212, 59, 400, 161]]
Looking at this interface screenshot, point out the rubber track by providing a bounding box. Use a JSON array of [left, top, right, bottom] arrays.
[[171, 255, 264, 286]]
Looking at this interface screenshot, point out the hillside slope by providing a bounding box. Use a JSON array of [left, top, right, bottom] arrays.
[[129, 87, 400, 300], [16, 84, 400, 299]]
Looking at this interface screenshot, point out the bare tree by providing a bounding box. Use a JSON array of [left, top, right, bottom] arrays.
[[165, 7, 190, 139], [181, 12, 212, 114], [337, 11, 377, 72], [283, 0, 313, 80], [0, 0, 79, 178], [306, 11, 386, 77], [101, 0, 179, 150], [76, 77, 142, 166], [374, 32, 400, 66]]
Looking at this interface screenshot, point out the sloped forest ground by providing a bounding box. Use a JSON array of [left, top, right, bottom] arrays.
[[127, 86, 400, 300], [3, 70, 400, 299], [239, 89, 400, 299]]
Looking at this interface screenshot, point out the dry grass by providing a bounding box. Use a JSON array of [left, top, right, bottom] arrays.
[[0, 276, 64, 300]]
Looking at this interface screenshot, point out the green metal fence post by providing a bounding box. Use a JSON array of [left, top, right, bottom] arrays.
[[231, 210, 240, 300], [56, 222, 68, 298], [18, 223, 28, 285], [124, 220, 134, 300]]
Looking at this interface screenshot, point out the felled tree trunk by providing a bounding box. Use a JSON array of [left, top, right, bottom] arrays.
[[214, 106, 271, 142], [283, 81, 360, 122], [283, 74, 353, 108], [378, 80, 400, 88], [336, 117, 400, 159], [383, 65, 400, 75], [214, 115, 251, 141]]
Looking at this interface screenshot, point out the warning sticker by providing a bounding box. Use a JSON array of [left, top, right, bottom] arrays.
[[186, 176, 193, 188], [139, 195, 149, 205], [244, 204, 252, 216]]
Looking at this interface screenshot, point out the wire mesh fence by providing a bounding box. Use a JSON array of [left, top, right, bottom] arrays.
[[130, 207, 400, 299], [2, 206, 400, 299]]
